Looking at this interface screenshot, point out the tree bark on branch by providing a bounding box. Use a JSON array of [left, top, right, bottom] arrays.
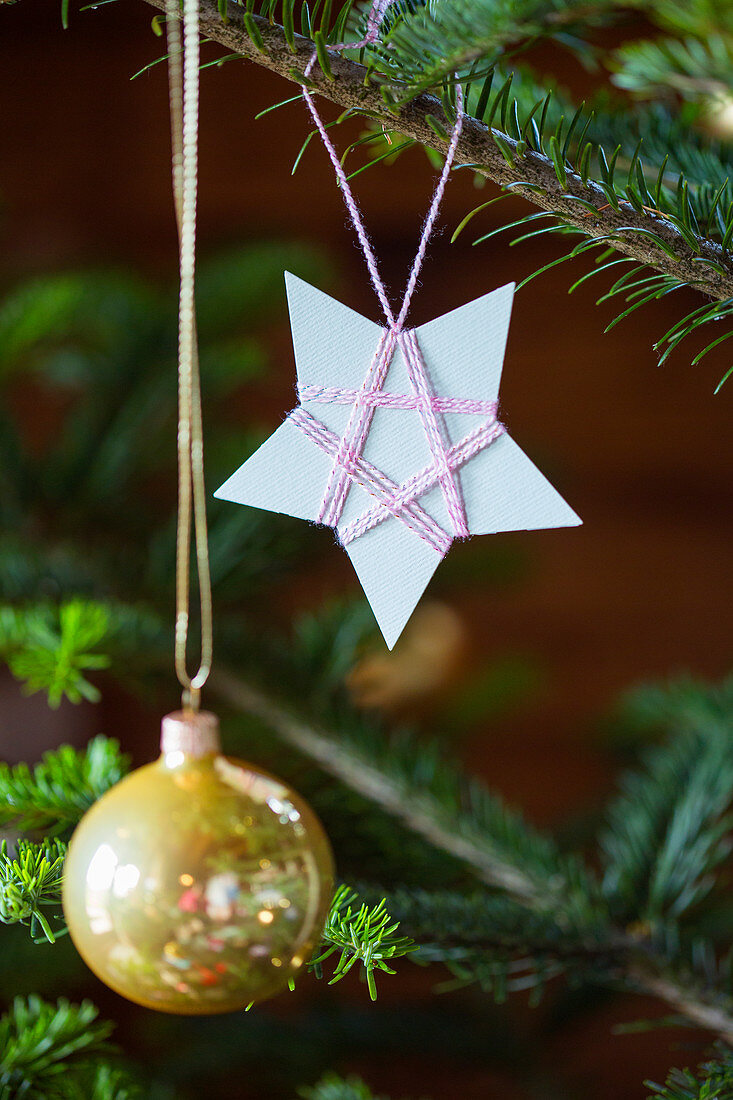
[[142, 0, 733, 302]]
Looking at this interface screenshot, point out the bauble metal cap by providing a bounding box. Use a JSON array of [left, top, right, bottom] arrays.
[[160, 710, 221, 757]]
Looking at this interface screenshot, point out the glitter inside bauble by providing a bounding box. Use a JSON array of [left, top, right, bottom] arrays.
[[62, 712, 334, 1014]]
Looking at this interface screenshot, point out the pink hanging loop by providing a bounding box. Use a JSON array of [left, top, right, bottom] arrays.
[[300, 0, 465, 330]]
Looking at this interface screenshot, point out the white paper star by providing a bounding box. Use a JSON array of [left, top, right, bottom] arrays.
[[215, 274, 581, 648]]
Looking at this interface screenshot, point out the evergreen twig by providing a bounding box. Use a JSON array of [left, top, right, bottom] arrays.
[[211, 667, 601, 919], [0, 601, 111, 708], [139, 0, 733, 306], [299, 1073, 394, 1100], [211, 667, 733, 1042], [645, 1043, 733, 1100], [0, 996, 133, 1100], [0, 736, 129, 836], [312, 884, 417, 1000], [0, 839, 67, 944]]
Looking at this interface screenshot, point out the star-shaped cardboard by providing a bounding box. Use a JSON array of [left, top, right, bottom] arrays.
[[215, 274, 581, 648]]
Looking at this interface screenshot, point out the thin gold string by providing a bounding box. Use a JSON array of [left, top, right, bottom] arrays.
[[166, 0, 213, 711]]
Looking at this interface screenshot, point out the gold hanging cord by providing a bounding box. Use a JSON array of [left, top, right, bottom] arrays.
[[166, 0, 213, 712]]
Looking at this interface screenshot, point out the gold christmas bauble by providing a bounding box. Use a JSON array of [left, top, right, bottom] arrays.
[[62, 711, 334, 1014]]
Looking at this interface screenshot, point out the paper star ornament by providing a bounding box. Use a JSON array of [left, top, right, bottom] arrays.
[[215, 275, 581, 648]]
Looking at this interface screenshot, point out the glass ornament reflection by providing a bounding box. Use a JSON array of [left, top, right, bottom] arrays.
[[62, 712, 334, 1013]]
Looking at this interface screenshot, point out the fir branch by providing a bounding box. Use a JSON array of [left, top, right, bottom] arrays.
[[612, 33, 733, 101], [0, 600, 111, 708], [376, 885, 614, 960], [211, 667, 604, 924], [0, 736, 129, 836], [372, 0, 631, 93], [299, 1073, 396, 1100], [619, 676, 733, 734], [0, 996, 120, 1100], [381, 886, 733, 1035], [353, 886, 733, 1023], [650, 0, 733, 38], [52, 1063, 142, 1100], [212, 668, 733, 1040], [628, 965, 733, 1048], [370, 885, 618, 1003], [138, 0, 733, 305], [645, 1044, 733, 1100], [313, 884, 417, 1000], [0, 839, 67, 944], [600, 719, 733, 924]]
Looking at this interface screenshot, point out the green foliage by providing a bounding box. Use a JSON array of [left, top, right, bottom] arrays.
[[0, 249, 330, 672], [236, 0, 733, 387], [0, 735, 129, 836], [600, 729, 733, 924], [612, 34, 733, 101], [0, 600, 111, 707], [240, 607, 585, 912], [600, 679, 733, 924], [287, 599, 380, 701], [245, 652, 733, 1025], [88, 3, 733, 390], [612, 0, 733, 101], [619, 676, 733, 734], [271, 608, 607, 931], [313, 885, 417, 1000], [55, 1063, 142, 1100], [645, 1044, 733, 1100], [374, 886, 612, 1002], [0, 840, 66, 944], [0, 995, 135, 1100], [238, 0, 356, 55], [443, 64, 733, 385], [0, 247, 326, 523], [1, 584, 731, 1065], [367, 0, 624, 96], [0, 272, 138, 373], [299, 1073, 395, 1100], [4, 666, 726, 1027]]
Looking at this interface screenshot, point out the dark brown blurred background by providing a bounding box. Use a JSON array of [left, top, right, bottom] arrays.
[[0, 1, 731, 1097]]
